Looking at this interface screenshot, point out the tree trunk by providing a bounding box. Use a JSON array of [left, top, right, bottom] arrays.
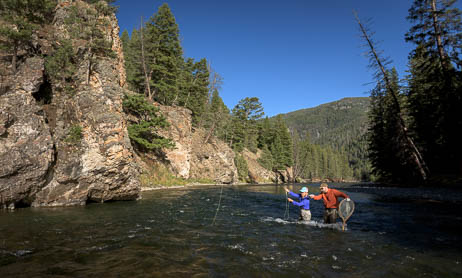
[[355, 12, 430, 181], [12, 44, 18, 73], [87, 49, 92, 84], [140, 16, 151, 100], [204, 121, 216, 144], [431, 0, 448, 70]]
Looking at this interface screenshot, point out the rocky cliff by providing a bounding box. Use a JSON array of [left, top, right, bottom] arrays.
[[149, 105, 238, 184], [0, 1, 139, 209], [0, 1, 243, 209]]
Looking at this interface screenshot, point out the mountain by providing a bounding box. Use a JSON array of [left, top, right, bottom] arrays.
[[278, 97, 371, 179]]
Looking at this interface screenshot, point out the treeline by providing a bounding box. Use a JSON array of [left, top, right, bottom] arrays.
[[112, 2, 358, 182], [281, 97, 370, 180], [291, 131, 352, 181], [0, 0, 358, 182], [359, 0, 462, 184]]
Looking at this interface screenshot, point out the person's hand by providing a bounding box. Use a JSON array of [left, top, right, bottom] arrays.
[[287, 198, 293, 203], [346, 198, 351, 201], [284, 187, 290, 193], [309, 194, 314, 198]]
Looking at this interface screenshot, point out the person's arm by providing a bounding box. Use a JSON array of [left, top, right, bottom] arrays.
[[291, 198, 309, 207], [291, 199, 303, 207], [309, 194, 323, 200], [333, 189, 350, 200], [288, 191, 300, 198]]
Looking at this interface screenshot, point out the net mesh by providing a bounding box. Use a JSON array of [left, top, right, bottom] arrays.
[[339, 199, 355, 222]]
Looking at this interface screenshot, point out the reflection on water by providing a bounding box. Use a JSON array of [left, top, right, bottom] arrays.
[[1, 184, 462, 277]]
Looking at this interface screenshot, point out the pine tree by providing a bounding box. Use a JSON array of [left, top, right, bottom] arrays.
[[271, 135, 285, 170], [64, 2, 115, 84], [273, 115, 293, 167], [0, 0, 55, 72], [45, 39, 76, 88], [120, 30, 130, 56], [355, 11, 429, 182], [257, 117, 273, 148], [406, 0, 462, 70], [230, 97, 264, 152], [178, 58, 210, 125], [405, 0, 462, 176], [203, 89, 230, 143], [234, 154, 249, 182], [258, 144, 274, 171], [145, 3, 183, 105], [122, 94, 174, 152], [367, 69, 421, 183], [124, 29, 146, 93]]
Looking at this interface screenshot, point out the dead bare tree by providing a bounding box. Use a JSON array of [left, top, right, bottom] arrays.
[[354, 11, 430, 181]]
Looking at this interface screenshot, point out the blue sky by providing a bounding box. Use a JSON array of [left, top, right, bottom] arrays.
[[114, 0, 458, 117]]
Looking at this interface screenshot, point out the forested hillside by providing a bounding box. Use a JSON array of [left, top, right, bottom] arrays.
[[119, 3, 363, 182], [277, 97, 371, 180]]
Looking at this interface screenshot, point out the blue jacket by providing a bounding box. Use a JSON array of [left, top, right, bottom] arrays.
[[288, 191, 310, 210]]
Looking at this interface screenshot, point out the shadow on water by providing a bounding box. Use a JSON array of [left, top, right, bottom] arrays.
[[1, 183, 462, 277]]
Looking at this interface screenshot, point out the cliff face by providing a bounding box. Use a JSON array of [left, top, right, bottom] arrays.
[[0, 1, 262, 209], [241, 149, 274, 183], [0, 1, 139, 209], [155, 105, 238, 184]]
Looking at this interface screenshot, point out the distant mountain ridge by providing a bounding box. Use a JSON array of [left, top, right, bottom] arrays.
[[278, 97, 371, 179]]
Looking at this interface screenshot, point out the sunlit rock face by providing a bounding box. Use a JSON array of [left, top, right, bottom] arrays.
[[0, 1, 139, 209], [0, 57, 55, 209], [155, 105, 238, 184]]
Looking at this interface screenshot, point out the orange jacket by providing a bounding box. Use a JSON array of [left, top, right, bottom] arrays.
[[312, 188, 349, 209]]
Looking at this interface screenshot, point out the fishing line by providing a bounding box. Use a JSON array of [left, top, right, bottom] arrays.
[[212, 183, 224, 225], [284, 192, 289, 220]]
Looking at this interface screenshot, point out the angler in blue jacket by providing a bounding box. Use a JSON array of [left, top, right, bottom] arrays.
[[285, 187, 311, 221]]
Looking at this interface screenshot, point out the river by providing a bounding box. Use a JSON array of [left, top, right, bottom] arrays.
[[1, 183, 461, 277]]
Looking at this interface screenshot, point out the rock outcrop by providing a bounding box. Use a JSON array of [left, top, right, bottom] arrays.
[[189, 129, 238, 184], [155, 105, 238, 184], [0, 1, 139, 209], [242, 149, 274, 183], [0, 58, 55, 209]]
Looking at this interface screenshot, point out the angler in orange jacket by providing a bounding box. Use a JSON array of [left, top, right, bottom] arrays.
[[309, 183, 351, 224]]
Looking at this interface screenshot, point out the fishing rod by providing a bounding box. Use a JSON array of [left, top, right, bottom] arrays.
[[212, 183, 224, 225], [284, 191, 289, 220]]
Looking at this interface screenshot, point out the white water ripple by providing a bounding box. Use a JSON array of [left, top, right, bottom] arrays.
[[260, 217, 346, 231]]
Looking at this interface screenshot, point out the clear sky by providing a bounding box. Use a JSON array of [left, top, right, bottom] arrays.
[[114, 0, 460, 117]]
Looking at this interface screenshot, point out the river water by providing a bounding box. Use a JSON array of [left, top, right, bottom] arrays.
[[1, 183, 462, 277]]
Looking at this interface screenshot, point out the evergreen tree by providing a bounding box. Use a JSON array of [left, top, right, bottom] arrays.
[[273, 115, 293, 167], [271, 135, 285, 170], [45, 39, 76, 89], [203, 89, 230, 143], [145, 3, 183, 105], [355, 11, 430, 182], [124, 29, 146, 93], [178, 58, 210, 125], [258, 144, 274, 171], [120, 30, 130, 58], [405, 0, 462, 176], [368, 70, 421, 182], [406, 0, 462, 69], [122, 94, 174, 152], [0, 0, 55, 72], [257, 117, 274, 148], [234, 154, 249, 182], [64, 2, 115, 84], [230, 97, 264, 153]]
